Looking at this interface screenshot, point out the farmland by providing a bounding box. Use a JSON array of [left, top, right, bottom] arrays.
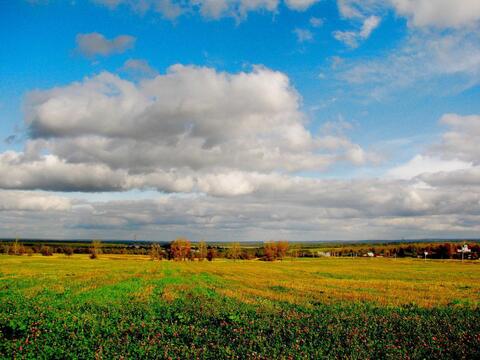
[[1, 255, 479, 359]]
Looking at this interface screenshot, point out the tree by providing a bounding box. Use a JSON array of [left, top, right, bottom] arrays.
[[276, 241, 289, 259], [90, 240, 102, 259], [226, 242, 241, 260], [263, 242, 277, 261], [207, 247, 217, 262], [170, 238, 191, 261], [261, 241, 288, 261], [11, 239, 26, 256], [198, 240, 207, 261], [64, 247, 74, 256], [150, 243, 163, 260], [40, 245, 53, 256]]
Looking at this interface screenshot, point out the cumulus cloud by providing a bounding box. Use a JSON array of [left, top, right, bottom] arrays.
[[0, 65, 373, 195], [391, 0, 480, 28], [75, 33, 136, 58], [338, 0, 480, 29], [3, 111, 480, 240]]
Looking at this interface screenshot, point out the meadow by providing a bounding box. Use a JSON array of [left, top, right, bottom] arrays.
[[1, 255, 479, 359]]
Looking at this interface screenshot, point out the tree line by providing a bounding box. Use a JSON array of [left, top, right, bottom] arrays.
[[1, 239, 479, 260]]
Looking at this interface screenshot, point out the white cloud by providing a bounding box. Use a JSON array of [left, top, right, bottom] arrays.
[[391, 0, 480, 28], [293, 28, 313, 42], [284, 0, 318, 11], [120, 59, 158, 77], [433, 114, 480, 163], [5, 169, 480, 240], [387, 155, 473, 180], [359, 15, 380, 38], [76, 33, 136, 58], [309, 17, 323, 27], [0, 191, 71, 212], [91, 0, 321, 20], [338, 0, 480, 29], [333, 30, 358, 48], [1, 65, 373, 195], [338, 30, 480, 97], [4, 110, 480, 240], [333, 15, 380, 48]]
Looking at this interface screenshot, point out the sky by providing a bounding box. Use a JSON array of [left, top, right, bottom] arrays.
[[1, 0, 480, 241]]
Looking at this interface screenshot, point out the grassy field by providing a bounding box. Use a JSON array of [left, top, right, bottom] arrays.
[[1, 255, 479, 359]]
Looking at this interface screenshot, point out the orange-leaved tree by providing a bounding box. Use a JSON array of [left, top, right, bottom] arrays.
[[170, 237, 191, 261]]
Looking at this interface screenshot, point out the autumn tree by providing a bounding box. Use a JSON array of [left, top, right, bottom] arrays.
[[197, 240, 207, 261], [11, 239, 26, 256], [263, 242, 277, 261], [262, 241, 289, 261], [276, 241, 289, 259], [150, 243, 163, 260], [40, 245, 53, 256], [170, 238, 191, 261], [226, 242, 241, 260]]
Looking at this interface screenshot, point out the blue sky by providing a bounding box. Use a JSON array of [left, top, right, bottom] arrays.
[[1, 0, 480, 241]]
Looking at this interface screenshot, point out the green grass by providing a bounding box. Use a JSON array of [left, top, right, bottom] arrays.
[[1, 255, 479, 359]]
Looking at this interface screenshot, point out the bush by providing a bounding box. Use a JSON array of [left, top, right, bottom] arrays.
[[64, 247, 74, 256]]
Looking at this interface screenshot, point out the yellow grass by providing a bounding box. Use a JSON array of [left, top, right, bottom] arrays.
[[0, 254, 478, 307]]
